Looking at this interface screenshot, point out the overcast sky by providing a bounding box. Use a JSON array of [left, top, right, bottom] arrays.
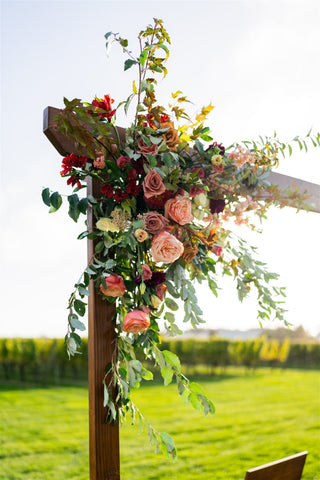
[[1, 0, 319, 338]]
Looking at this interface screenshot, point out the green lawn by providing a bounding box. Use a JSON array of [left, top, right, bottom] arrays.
[[0, 368, 319, 479]]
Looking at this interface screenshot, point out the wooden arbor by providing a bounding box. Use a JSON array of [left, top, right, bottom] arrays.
[[43, 106, 320, 480]]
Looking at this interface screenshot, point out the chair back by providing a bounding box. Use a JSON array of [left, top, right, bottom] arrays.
[[244, 451, 308, 480]]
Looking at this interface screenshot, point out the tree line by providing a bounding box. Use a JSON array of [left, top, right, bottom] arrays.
[[0, 336, 319, 384]]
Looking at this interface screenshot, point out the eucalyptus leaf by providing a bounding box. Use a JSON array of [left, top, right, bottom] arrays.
[[41, 188, 51, 206]]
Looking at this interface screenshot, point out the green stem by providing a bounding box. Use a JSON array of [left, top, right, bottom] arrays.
[[110, 123, 121, 150]]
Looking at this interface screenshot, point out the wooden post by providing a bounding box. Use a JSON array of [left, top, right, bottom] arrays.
[[87, 174, 120, 480], [43, 106, 123, 480]]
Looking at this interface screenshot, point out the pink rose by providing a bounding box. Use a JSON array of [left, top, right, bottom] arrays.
[[117, 155, 130, 169], [164, 195, 194, 225], [137, 138, 158, 156], [150, 231, 184, 264], [142, 264, 152, 281], [123, 310, 150, 333], [211, 245, 223, 257], [100, 275, 126, 297], [144, 211, 169, 234], [143, 169, 166, 199]]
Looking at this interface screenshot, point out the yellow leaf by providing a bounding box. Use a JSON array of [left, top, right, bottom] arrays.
[[178, 125, 189, 132], [132, 80, 137, 94], [171, 90, 182, 99], [179, 132, 191, 142]]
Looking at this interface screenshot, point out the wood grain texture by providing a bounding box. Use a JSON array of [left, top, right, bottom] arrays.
[[87, 175, 120, 480], [244, 451, 308, 480]]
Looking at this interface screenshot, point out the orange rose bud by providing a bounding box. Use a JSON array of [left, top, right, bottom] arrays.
[[122, 310, 150, 333], [100, 275, 126, 297]]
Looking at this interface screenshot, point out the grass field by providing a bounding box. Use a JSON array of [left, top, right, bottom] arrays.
[[0, 368, 319, 480]]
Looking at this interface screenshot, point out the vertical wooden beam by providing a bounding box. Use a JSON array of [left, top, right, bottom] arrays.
[[87, 175, 120, 480]]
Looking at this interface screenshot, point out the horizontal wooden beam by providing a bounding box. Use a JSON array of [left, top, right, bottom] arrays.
[[43, 106, 126, 157], [43, 106, 320, 213]]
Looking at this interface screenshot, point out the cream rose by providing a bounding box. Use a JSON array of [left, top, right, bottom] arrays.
[[164, 195, 194, 225], [96, 217, 119, 233], [193, 192, 209, 209], [150, 231, 184, 263]]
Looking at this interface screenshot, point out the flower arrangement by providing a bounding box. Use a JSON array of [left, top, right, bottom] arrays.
[[42, 19, 319, 458]]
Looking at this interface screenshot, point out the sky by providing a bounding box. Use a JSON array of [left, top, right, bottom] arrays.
[[1, 0, 319, 338]]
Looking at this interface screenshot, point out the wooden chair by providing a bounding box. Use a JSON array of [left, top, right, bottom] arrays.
[[244, 451, 308, 480]]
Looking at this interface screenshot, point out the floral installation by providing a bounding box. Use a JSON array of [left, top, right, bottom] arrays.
[[42, 19, 319, 458]]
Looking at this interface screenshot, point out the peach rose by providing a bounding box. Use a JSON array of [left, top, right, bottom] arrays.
[[100, 275, 126, 297], [137, 138, 158, 156], [122, 310, 150, 333], [144, 211, 169, 234], [135, 228, 148, 242], [143, 169, 166, 199], [164, 195, 194, 225], [150, 231, 184, 264]]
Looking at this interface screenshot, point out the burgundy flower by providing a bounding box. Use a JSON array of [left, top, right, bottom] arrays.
[[209, 198, 225, 214], [128, 168, 137, 181], [189, 186, 205, 197], [145, 271, 166, 287], [114, 190, 129, 203], [126, 181, 141, 196], [133, 158, 144, 175], [206, 142, 225, 156], [133, 271, 166, 287], [101, 184, 113, 198], [145, 189, 174, 209]]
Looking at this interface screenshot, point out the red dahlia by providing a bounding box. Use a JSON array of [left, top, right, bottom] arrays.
[[60, 154, 87, 176], [92, 94, 116, 121]]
